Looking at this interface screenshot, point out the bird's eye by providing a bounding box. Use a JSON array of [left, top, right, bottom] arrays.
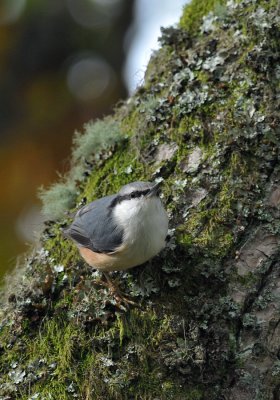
[[130, 192, 136, 198]]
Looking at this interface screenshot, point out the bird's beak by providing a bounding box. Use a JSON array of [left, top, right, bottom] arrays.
[[146, 182, 161, 197]]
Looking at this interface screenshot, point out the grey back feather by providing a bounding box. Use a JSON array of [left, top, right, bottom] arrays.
[[64, 194, 123, 253]]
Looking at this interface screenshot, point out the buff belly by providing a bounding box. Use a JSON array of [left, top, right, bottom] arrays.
[[79, 246, 142, 272]]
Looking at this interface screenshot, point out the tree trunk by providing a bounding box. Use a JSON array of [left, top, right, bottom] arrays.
[[1, 1, 280, 399]]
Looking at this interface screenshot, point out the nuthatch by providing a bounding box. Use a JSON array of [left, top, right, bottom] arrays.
[[64, 181, 168, 275]]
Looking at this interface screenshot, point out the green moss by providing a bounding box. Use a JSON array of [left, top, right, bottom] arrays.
[[28, 319, 80, 373], [143, 47, 173, 90], [21, 383, 71, 400], [185, 388, 203, 400], [81, 149, 146, 201], [177, 149, 251, 259], [15, 309, 184, 400], [179, 207, 234, 258], [180, 0, 226, 34], [72, 118, 123, 163], [176, 115, 203, 141], [195, 70, 210, 84], [0, 327, 24, 373]]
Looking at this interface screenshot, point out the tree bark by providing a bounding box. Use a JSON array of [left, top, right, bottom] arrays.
[[1, 1, 280, 399]]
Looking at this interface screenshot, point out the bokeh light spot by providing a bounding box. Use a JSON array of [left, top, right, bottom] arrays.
[[66, 0, 110, 29], [0, 0, 26, 25], [67, 55, 114, 101], [93, 0, 123, 6]]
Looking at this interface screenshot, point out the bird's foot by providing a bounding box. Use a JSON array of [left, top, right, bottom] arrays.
[[109, 287, 138, 307], [105, 274, 138, 307], [93, 272, 138, 307]]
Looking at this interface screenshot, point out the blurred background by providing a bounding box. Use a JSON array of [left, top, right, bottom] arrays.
[[0, 0, 186, 281]]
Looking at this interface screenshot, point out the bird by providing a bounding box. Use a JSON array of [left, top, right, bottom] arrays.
[[63, 181, 169, 303]]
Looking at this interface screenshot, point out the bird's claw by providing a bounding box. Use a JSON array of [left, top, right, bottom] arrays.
[[93, 273, 138, 307]]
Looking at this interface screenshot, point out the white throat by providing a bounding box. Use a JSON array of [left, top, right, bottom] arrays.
[[112, 196, 168, 267]]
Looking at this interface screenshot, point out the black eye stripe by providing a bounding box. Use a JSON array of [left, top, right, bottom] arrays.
[[109, 188, 152, 208], [130, 189, 149, 199]]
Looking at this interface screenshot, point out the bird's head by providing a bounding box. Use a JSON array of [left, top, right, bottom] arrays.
[[110, 181, 161, 213]]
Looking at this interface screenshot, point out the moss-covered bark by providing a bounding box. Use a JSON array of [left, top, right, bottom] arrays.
[[1, 0, 280, 399]]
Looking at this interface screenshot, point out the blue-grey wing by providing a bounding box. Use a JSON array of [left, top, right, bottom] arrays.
[[63, 194, 123, 253]]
